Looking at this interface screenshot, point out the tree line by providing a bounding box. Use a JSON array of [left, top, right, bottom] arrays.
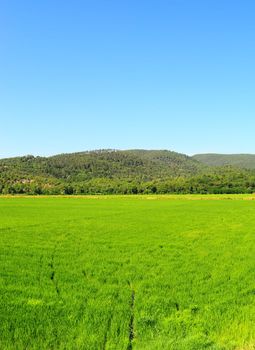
[[1, 171, 255, 195]]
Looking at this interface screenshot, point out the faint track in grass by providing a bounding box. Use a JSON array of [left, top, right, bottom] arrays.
[[49, 244, 60, 296], [127, 282, 135, 350], [37, 254, 43, 287], [48, 229, 73, 297], [102, 314, 112, 350]]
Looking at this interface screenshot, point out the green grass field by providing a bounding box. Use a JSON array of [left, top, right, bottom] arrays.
[[1, 195, 255, 349]]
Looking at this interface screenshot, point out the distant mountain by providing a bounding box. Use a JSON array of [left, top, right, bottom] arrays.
[[1, 150, 255, 195], [193, 154, 255, 170], [0, 149, 205, 182]]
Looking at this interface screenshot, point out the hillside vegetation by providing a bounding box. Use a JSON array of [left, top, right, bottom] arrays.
[[193, 153, 255, 169], [1, 149, 255, 194], [0, 150, 204, 180]]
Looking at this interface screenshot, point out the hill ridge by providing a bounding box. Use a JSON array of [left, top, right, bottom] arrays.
[[1, 149, 255, 195], [193, 153, 255, 169]]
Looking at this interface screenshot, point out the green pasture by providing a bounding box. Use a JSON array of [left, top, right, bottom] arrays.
[[1, 195, 255, 349]]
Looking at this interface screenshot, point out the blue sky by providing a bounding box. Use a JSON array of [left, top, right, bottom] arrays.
[[1, 0, 255, 158]]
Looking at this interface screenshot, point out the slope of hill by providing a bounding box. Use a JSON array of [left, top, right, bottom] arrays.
[[1, 149, 255, 195], [193, 154, 255, 169], [0, 149, 205, 182]]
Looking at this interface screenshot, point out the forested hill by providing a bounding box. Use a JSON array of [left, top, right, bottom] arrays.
[[193, 154, 255, 169], [1, 149, 255, 195], [0, 150, 205, 181]]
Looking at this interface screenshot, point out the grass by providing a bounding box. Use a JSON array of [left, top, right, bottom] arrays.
[[1, 195, 255, 349]]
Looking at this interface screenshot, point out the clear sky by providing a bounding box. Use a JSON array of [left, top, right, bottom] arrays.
[[1, 0, 255, 158]]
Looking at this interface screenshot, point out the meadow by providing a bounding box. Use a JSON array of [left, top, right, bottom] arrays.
[[1, 195, 255, 349]]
